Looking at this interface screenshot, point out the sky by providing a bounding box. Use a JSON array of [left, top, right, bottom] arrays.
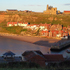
[[0, 0, 70, 12]]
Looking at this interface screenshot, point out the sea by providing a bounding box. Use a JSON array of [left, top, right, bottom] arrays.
[[0, 36, 69, 57]]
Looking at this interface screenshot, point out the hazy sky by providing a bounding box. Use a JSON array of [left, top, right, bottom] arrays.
[[0, 0, 70, 12]]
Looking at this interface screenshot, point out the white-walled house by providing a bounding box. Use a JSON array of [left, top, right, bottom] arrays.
[[39, 25, 45, 30], [18, 22, 24, 26], [7, 22, 29, 27], [7, 22, 18, 27], [30, 24, 37, 30], [7, 22, 13, 27], [23, 22, 28, 27]]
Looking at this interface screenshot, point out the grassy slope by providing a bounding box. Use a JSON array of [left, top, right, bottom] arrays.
[[0, 12, 70, 34], [2, 12, 70, 26]]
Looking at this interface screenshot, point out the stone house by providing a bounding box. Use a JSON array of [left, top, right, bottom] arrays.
[[50, 24, 62, 31]]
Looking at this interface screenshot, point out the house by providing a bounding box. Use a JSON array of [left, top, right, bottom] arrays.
[[68, 31, 70, 36], [41, 30, 49, 36], [57, 24, 63, 30], [59, 30, 69, 39], [13, 22, 17, 26], [7, 22, 17, 27], [63, 27, 67, 31], [58, 30, 64, 37], [22, 50, 65, 66], [22, 50, 46, 66], [39, 23, 51, 30], [6, 9, 18, 13], [7, 22, 29, 27], [67, 26, 70, 30], [39, 24, 45, 30], [50, 24, 57, 30], [49, 30, 59, 37], [49, 31, 53, 37], [23, 22, 29, 27], [63, 11, 70, 14], [44, 54, 64, 64], [24, 10, 31, 13], [50, 24, 62, 31], [63, 31, 68, 36], [51, 30, 59, 37], [7, 22, 13, 27], [18, 22, 24, 26], [30, 24, 39, 30]]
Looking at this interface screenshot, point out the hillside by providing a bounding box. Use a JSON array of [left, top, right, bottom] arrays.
[[0, 12, 70, 27], [0, 12, 70, 35]]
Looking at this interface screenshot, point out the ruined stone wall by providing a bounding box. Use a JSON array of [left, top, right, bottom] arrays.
[[44, 5, 57, 15]]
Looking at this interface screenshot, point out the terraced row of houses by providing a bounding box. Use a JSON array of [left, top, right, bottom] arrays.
[[7, 22, 70, 39]]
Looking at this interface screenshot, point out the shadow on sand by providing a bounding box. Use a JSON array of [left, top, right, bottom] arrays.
[[33, 39, 70, 52]]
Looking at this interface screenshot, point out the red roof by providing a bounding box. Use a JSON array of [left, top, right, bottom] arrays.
[[42, 31, 49, 33], [24, 22, 28, 24], [63, 27, 67, 29], [22, 50, 44, 60], [59, 30, 64, 33], [29, 55, 45, 61], [51, 30, 59, 34], [18, 22, 23, 23], [44, 54, 64, 62], [28, 55, 46, 66], [7, 22, 17, 25], [64, 11, 70, 13], [40, 24, 51, 26], [30, 24, 34, 26]]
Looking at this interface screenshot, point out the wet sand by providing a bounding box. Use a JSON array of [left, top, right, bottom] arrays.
[[0, 33, 67, 47]]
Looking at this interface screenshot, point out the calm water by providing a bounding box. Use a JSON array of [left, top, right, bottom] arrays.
[[0, 36, 69, 57]]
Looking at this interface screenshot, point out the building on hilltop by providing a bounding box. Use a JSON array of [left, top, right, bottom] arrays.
[[6, 9, 18, 13], [63, 11, 70, 14], [44, 5, 60, 15]]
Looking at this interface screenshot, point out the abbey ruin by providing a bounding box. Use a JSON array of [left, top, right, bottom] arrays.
[[44, 5, 59, 15]]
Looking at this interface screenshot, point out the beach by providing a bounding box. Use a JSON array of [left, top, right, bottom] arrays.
[[0, 32, 68, 47]]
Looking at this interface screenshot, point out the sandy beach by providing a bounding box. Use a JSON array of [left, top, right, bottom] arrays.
[[0, 32, 68, 47]]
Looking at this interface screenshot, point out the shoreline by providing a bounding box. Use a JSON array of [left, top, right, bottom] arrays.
[[0, 32, 66, 47]]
